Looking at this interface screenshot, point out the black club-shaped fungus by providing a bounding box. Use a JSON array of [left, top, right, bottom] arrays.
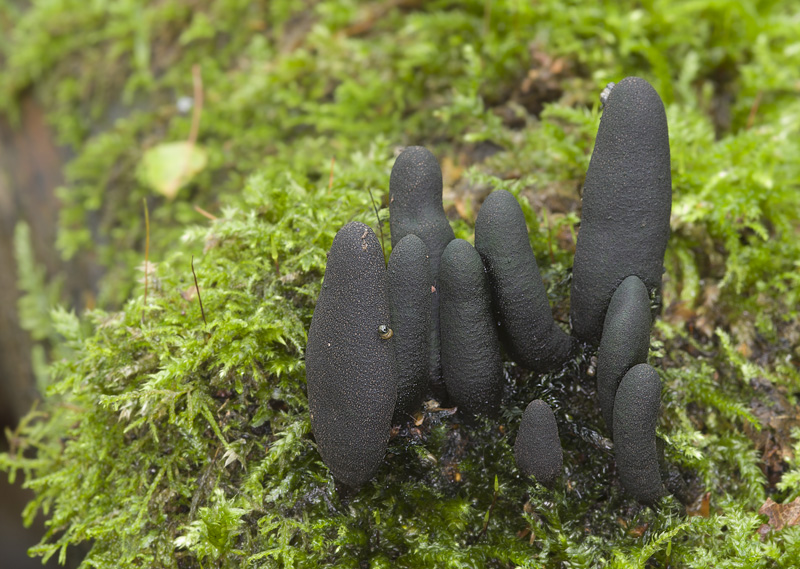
[[439, 239, 503, 419], [387, 234, 432, 422], [474, 189, 575, 373], [514, 399, 563, 487], [596, 275, 652, 435], [389, 146, 456, 386], [305, 222, 397, 488], [571, 76, 672, 345], [613, 363, 665, 505]]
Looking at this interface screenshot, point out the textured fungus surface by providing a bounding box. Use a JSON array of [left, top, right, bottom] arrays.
[[596, 275, 652, 434], [388, 234, 432, 422], [514, 399, 563, 487], [570, 76, 672, 345], [474, 189, 575, 372], [613, 363, 665, 504], [305, 222, 397, 487], [439, 239, 503, 419], [389, 146, 455, 386]]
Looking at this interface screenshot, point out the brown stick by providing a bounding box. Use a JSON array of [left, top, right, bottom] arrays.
[[342, 0, 423, 37], [746, 90, 763, 130], [328, 156, 336, 191], [142, 198, 150, 324], [193, 204, 218, 220]]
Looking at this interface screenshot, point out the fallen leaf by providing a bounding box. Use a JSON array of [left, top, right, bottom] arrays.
[[757, 523, 771, 540], [140, 142, 208, 200], [453, 194, 473, 222], [181, 285, 197, 302], [746, 379, 800, 486], [441, 156, 464, 188], [687, 492, 711, 518], [758, 497, 800, 532], [628, 523, 649, 538]]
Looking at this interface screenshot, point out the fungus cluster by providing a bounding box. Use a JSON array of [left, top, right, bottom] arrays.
[[305, 77, 671, 504]]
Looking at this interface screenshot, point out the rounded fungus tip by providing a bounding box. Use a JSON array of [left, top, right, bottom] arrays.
[[596, 275, 652, 435], [475, 189, 575, 372], [389, 146, 455, 389], [514, 399, 563, 487], [439, 238, 503, 419], [571, 76, 671, 345], [613, 363, 665, 505], [387, 234, 432, 422], [306, 221, 397, 488]]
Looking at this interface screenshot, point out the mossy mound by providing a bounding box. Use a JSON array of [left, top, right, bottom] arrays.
[[1, 1, 800, 568]]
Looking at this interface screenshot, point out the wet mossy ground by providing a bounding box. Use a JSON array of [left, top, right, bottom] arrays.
[[2, 1, 800, 567]]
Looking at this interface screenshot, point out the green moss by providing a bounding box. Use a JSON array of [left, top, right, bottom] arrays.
[[2, 0, 800, 567]]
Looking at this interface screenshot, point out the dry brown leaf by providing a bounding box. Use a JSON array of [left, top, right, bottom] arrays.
[[441, 156, 464, 187], [627, 523, 649, 538], [181, 285, 198, 302], [453, 195, 473, 222], [687, 491, 711, 518], [758, 497, 800, 532]]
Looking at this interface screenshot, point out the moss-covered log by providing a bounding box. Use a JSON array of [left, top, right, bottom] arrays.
[[1, 2, 799, 569]]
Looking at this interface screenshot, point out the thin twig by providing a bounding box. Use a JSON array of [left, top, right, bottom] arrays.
[[142, 198, 150, 325], [328, 156, 336, 192], [194, 204, 218, 220], [367, 187, 386, 262], [746, 90, 763, 130], [191, 256, 208, 337], [342, 0, 423, 37]]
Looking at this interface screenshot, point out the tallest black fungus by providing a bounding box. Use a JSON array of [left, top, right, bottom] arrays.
[[570, 76, 672, 345]]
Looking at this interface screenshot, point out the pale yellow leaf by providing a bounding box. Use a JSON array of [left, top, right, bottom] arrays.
[[139, 142, 208, 200]]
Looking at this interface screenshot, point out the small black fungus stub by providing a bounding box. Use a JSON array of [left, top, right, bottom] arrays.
[[514, 399, 563, 487], [387, 234, 432, 422], [571, 76, 672, 345], [474, 189, 575, 373], [613, 363, 665, 505], [306, 222, 397, 488], [439, 239, 503, 419], [596, 275, 651, 435]]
